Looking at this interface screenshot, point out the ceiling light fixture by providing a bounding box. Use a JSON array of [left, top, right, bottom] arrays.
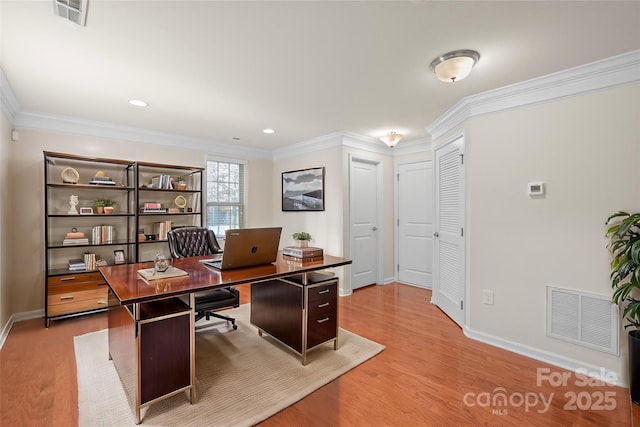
[[263, 128, 276, 134], [380, 131, 403, 148], [129, 99, 148, 107], [430, 49, 480, 83]]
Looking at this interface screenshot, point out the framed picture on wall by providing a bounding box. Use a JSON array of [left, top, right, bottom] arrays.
[[282, 167, 325, 211]]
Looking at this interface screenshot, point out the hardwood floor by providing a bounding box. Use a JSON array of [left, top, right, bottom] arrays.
[[1, 283, 637, 426]]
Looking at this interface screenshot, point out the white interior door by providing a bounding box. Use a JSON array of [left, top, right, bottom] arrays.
[[433, 135, 465, 326], [397, 161, 433, 288], [350, 157, 380, 290]]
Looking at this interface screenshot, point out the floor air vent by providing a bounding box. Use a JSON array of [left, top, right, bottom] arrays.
[[546, 286, 618, 355]]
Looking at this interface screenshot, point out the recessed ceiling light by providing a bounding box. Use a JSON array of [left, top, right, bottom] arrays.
[[129, 99, 148, 107], [263, 128, 276, 134]]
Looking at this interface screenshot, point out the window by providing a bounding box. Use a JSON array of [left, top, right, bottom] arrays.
[[206, 159, 245, 237]]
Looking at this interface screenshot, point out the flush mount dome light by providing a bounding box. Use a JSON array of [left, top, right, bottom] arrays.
[[430, 50, 480, 83], [129, 99, 148, 107], [263, 128, 276, 134]]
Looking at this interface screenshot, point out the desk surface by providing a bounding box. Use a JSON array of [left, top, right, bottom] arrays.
[[99, 251, 351, 305]]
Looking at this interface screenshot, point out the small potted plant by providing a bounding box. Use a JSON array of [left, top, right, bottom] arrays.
[[175, 176, 187, 191], [606, 211, 640, 405], [292, 231, 312, 248], [94, 198, 115, 214]]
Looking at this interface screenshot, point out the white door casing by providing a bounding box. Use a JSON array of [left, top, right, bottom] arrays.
[[349, 156, 381, 290], [433, 135, 465, 326], [397, 161, 433, 288]]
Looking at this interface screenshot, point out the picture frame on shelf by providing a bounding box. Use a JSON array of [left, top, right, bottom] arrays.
[[282, 166, 325, 211], [113, 250, 126, 265], [79, 207, 93, 215]]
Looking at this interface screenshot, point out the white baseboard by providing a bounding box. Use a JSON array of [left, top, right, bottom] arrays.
[[464, 325, 626, 388], [0, 309, 44, 350]]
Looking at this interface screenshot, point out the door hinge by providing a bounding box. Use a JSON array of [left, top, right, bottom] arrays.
[[397, 264, 399, 272], [396, 173, 400, 181], [461, 228, 464, 237], [460, 154, 464, 164], [461, 300, 464, 310], [397, 219, 399, 227]]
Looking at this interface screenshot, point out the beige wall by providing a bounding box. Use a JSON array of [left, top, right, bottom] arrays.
[[439, 83, 640, 375], [0, 112, 10, 330], [5, 129, 274, 316]]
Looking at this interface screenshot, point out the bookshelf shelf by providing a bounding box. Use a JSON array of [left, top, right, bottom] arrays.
[[44, 152, 204, 327]]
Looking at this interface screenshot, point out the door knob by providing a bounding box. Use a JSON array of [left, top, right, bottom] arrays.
[[433, 232, 439, 237], [372, 227, 378, 231]]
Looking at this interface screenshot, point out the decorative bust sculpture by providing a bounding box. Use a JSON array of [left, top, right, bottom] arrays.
[[68, 194, 79, 215]]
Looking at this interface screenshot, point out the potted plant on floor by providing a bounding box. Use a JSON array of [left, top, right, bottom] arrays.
[[606, 211, 640, 405], [292, 231, 312, 248]]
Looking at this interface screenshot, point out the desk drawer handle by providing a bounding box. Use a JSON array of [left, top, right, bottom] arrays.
[[317, 302, 330, 308], [317, 289, 330, 294], [60, 295, 74, 301], [97, 299, 108, 305], [60, 277, 75, 282], [316, 317, 330, 324]]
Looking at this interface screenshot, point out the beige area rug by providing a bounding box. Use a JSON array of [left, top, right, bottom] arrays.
[[74, 304, 384, 426]]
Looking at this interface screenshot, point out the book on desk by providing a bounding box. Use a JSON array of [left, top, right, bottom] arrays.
[[282, 246, 323, 259]]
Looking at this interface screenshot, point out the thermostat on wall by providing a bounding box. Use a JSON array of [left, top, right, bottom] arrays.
[[528, 182, 545, 196]]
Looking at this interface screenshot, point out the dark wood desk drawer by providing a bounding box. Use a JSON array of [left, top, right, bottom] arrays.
[[307, 281, 337, 303], [307, 297, 337, 317], [307, 311, 337, 348]]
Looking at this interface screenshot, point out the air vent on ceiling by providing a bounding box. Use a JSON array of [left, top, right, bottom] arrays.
[[53, 0, 88, 26], [546, 286, 618, 355]]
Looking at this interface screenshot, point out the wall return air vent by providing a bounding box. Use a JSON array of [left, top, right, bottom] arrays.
[[53, 0, 88, 26], [546, 286, 618, 355]]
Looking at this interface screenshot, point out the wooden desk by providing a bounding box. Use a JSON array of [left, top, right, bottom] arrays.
[[99, 252, 351, 424]]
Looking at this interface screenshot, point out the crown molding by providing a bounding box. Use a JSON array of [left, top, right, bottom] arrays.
[[11, 110, 273, 160], [427, 50, 640, 140]]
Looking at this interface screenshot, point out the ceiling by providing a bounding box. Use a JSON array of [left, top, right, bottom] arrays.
[[2, 1, 639, 151]]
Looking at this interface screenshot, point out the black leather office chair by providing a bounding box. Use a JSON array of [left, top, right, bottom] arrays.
[[167, 226, 239, 330]]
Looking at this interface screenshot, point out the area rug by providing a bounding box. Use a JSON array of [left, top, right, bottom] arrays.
[[74, 304, 384, 426]]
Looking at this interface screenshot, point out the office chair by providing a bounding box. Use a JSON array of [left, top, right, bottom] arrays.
[[167, 226, 239, 330]]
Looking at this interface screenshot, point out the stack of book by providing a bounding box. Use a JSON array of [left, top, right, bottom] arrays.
[[282, 246, 324, 259], [68, 258, 86, 272], [63, 230, 89, 245], [83, 253, 97, 271], [154, 221, 173, 240], [89, 175, 116, 186], [140, 202, 167, 213], [92, 225, 114, 244]]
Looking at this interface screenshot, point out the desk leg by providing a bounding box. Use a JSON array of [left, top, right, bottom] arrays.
[[189, 293, 197, 404]]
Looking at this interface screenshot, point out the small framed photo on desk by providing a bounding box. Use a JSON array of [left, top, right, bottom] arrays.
[[113, 249, 126, 265]]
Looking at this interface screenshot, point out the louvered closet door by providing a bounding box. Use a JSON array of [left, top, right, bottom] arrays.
[[433, 135, 465, 326]]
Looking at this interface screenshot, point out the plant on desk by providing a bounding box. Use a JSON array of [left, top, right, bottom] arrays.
[[292, 231, 312, 248]]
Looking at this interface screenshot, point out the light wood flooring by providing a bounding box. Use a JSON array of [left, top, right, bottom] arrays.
[[1, 283, 638, 426]]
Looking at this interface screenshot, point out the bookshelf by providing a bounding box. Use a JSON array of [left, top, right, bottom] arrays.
[[43, 152, 203, 327]]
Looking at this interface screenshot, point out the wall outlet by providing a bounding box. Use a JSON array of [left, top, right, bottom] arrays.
[[482, 290, 494, 305]]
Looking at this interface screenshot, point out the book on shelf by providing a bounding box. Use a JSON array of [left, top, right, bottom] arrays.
[[91, 225, 114, 244], [149, 174, 173, 189], [282, 246, 324, 259], [153, 220, 173, 240], [63, 238, 89, 245], [83, 252, 96, 271], [140, 208, 168, 213], [68, 258, 87, 271], [89, 180, 116, 185]]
